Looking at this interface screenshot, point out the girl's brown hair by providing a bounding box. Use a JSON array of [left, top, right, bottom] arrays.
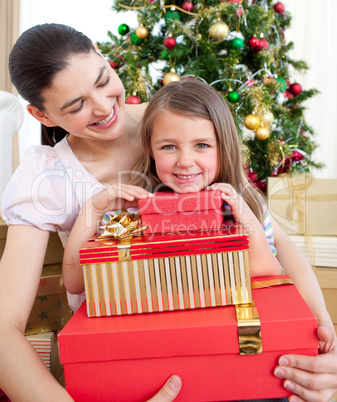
[[132, 79, 265, 223]]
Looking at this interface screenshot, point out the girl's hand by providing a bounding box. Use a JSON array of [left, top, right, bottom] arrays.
[[88, 184, 154, 216], [207, 183, 258, 231]]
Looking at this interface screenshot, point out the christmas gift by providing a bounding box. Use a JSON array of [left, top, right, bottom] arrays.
[[138, 190, 224, 234], [80, 217, 251, 317], [59, 276, 318, 402], [25, 263, 73, 335], [267, 173, 337, 236]]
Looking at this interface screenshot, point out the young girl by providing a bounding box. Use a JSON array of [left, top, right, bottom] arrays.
[[133, 78, 282, 278]]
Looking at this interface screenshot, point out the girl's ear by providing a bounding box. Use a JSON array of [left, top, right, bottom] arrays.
[[26, 105, 57, 127]]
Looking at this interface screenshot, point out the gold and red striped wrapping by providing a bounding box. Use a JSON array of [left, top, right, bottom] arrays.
[[80, 226, 251, 317]]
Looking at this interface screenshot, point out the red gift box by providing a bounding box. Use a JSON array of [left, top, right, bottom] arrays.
[[138, 190, 224, 233], [59, 276, 318, 401], [80, 223, 250, 317]]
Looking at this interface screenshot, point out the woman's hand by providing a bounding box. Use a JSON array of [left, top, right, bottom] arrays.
[[274, 321, 337, 402], [147, 375, 182, 402]]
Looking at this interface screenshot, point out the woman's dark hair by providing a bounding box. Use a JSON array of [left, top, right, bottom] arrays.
[[9, 23, 95, 146]]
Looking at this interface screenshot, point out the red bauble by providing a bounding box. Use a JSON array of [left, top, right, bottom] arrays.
[[227, 0, 242, 3], [291, 150, 305, 162], [109, 55, 124, 70], [256, 37, 269, 51], [248, 36, 260, 49], [273, 2, 285, 14], [126, 95, 141, 104], [182, 1, 194, 11], [288, 83, 302, 96], [236, 7, 243, 17], [164, 37, 177, 49]]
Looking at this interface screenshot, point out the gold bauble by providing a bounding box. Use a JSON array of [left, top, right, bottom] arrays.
[[255, 126, 270, 140], [209, 21, 229, 42], [136, 26, 149, 39], [262, 111, 274, 126], [244, 114, 260, 130], [163, 70, 181, 86]]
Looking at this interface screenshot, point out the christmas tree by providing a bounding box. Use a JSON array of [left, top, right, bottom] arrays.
[[97, 0, 322, 192]]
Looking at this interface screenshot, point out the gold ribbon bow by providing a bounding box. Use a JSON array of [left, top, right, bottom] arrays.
[[97, 209, 147, 240]]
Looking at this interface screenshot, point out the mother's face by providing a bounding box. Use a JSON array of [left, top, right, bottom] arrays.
[[28, 50, 126, 142]]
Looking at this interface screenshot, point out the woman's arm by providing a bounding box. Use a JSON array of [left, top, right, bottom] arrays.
[[208, 184, 282, 277], [271, 216, 337, 402], [0, 225, 74, 401]]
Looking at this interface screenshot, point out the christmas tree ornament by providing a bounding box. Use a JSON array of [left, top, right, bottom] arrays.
[[209, 21, 229, 42], [255, 126, 270, 140], [161, 50, 170, 60], [231, 37, 244, 49], [227, 0, 242, 3], [136, 25, 149, 39], [130, 32, 144, 45], [109, 55, 124, 70], [227, 91, 240, 103], [276, 77, 287, 92], [236, 8, 243, 18], [244, 114, 260, 130], [164, 36, 177, 49], [288, 83, 302, 96], [273, 2, 285, 14], [163, 69, 181, 86], [256, 37, 268, 51], [182, 1, 194, 12], [262, 110, 274, 126], [126, 95, 142, 104], [117, 24, 130, 36], [248, 36, 260, 50], [165, 8, 180, 23]]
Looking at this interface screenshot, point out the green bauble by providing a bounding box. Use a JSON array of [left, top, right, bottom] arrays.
[[231, 38, 244, 49], [227, 91, 240, 103], [165, 10, 180, 24], [161, 50, 170, 60], [276, 77, 287, 92], [130, 32, 144, 45], [118, 24, 130, 36]]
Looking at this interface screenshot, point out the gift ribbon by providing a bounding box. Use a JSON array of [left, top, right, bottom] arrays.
[[236, 277, 294, 355]]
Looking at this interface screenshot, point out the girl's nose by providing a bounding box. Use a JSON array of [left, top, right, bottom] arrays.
[[177, 151, 194, 167]]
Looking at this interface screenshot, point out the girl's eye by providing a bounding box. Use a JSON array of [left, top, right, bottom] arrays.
[[196, 143, 209, 149], [69, 101, 84, 115], [98, 75, 111, 88], [162, 145, 176, 150]]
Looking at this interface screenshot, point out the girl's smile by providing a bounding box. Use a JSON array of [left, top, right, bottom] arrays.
[[151, 111, 219, 193]]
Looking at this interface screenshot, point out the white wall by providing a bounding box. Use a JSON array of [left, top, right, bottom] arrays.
[[17, 0, 337, 179]]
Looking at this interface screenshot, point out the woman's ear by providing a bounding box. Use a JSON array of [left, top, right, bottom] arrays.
[[26, 105, 57, 127], [92, 42, 105, 59]]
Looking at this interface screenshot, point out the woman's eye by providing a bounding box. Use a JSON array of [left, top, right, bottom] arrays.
[[98, 76, 111, 88], [196, 143, 209, 149], [69, 101, 84, 115]]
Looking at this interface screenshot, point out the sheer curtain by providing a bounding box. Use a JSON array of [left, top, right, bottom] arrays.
[[0, 0, 20, 172], [16, 0, 337, 179]]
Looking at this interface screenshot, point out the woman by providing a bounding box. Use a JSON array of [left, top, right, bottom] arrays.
[[0, 23, 336, 401]]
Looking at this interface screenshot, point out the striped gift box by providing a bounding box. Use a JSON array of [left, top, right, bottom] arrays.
[[80, 224, 251, 317], [26, 332, 55, 370]]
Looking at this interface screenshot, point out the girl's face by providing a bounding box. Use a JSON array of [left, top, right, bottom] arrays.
[[30, 51, 126, 142], [150, 110, 219, 193]]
